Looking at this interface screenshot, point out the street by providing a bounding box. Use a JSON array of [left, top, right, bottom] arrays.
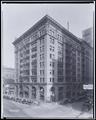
[[2, 99, 93, 118], [3, 99, 29, 118]]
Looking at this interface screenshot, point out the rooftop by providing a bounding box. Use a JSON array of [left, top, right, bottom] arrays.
[[3, 67, 15, 71], [13, 15, 81, 45]]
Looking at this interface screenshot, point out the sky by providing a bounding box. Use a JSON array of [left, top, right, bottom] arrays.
[[2, 3, 94, 68]]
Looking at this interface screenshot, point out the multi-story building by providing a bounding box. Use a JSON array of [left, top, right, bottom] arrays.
[[81, 40, 93, 102], [82, 27, 93, 48], [81, 41, 93, 84], [3, 67, 15, 96], [13, 15, 93, 102]]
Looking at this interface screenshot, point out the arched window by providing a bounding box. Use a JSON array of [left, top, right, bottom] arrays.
[[32, 86, 36, 99], [24, 86, 29, 98], [19, 84, 23, 98], [40, 87, 44, 100]]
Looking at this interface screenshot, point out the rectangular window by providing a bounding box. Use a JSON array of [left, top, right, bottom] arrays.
[[53, 78, 54, 82], [40, 78, 45, 83], [43, 78, 45, 82], [40, 62, 44, 67], [78, 57, 80, 61], [39, 27, 46, 36], [20, 53, 23, 57], [50, 54, 52, 59], [40, 45, 44, 52], [77, 63, 80, 66], [50, 45, 52, 51], [50, 37, 55, 44], [50, 61, 52, 66], [52, 62, 55, 67], [52, 70, 54, 75], [31, 59, 37, 65], [50, 71, 51, 75], [40, 78, 42, 82], [40, 54, 44, 60], [31, 53, 37, 58], [40, 70, 44, 75], [31, 69, 37, 75], [50, 29, 55, 36], [31, 46, 37, 52], [50, 45, 54, 52], [77, 51, 80, 56], [26, 50, 30, 54], [58, 57, 63, 62], [40, 62, 42, 67], [40, 37, 44, 44], [53, 47, 54, 52], [50, 61, 54, 67], [43, 70, 44, 75], [40, 70, 42, 75]]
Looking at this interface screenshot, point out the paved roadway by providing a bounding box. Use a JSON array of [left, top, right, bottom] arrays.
[[3, 99, 29, 118], [2, 98, 93, 119]]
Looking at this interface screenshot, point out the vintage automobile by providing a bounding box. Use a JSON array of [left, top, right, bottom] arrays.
[[33, 100, 40, 105], [15, 97, 22, 102], [59, 98, 70, 105], [82, 99, 93, 111]]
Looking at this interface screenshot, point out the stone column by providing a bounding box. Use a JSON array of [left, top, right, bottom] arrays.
[[63, 84, 66, 100], [55, 86, 58, 102], [15, 84, 18, 98], [28, 85, 32, 100], [46, 85, 51, 102], [36, 85, 40, 102]]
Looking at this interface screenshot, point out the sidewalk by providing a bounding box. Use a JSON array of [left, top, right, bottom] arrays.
[[76, 111, 93, 118], [10, 100, 93, 118]]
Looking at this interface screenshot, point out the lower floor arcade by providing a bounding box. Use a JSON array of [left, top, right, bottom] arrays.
[[13, 83, 83, 102]]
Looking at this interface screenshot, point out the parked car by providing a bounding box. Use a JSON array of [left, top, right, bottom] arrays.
[[70, 98, 75, 103], [59, 98, 70, 105], [75, 96, 86, 102], [15, 97, 22, 102], [33, 100, 40, 105], [82, 99, 93, 111], [21, 99, 28, 104], [10, 96, 15, 100], [27, 100, 33, 105]]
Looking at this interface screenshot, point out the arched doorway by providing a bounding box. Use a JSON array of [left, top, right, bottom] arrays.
[[40, 87, 44, 101], [50, 87, 55, 102], [32, 86, 36, 99], [24, 85, 29, 98], [19, 84, 23, 98], [58, 87, 64, 101]]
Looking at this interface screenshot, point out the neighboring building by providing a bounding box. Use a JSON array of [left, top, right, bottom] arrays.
[[3, 67, 15, 84], [81, 41, 93, 103], [13, 15, 93, 102], [64, 36, 82, 101], [82, 28, 94, 103], [81, 41, 93, 84], [82, 27, 93, 47], [3, 67, 15, 96]]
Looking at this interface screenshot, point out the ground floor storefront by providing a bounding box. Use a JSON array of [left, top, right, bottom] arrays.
[[13, 82, 84, 102]]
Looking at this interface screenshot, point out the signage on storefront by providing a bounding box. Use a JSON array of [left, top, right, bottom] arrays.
[[83, 84, 93, 90]]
